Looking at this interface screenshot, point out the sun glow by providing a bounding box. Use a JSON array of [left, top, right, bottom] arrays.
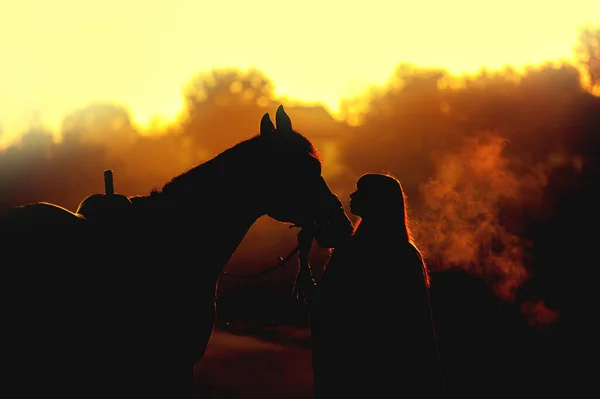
[[0, 0, 598, 147]]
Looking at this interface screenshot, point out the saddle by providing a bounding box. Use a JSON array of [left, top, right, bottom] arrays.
[[76, 169, 132, 223]]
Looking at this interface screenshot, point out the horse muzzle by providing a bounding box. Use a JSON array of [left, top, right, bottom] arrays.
[[313, 205, 353, 249]]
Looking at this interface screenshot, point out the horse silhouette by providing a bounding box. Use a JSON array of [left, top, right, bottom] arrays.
[[0, 105, 353, 398]]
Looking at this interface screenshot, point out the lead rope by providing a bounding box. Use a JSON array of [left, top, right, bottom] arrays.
[[220, 246, 300, 279], [217, 225, 300, 335], [218, 222, 325, 336], [217, 242, 300, 336]]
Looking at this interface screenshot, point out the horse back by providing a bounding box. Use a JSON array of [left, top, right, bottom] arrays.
[[1, 202, 85, 235], [0, 200, 211, 398]]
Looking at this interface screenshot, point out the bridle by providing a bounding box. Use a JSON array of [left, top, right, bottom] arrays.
[[220, 208, 339, 279]]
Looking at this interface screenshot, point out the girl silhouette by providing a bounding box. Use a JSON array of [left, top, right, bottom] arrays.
[[296, 173, 444, 398]]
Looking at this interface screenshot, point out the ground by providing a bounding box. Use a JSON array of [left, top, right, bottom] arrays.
[[193, 326, 314, 399]]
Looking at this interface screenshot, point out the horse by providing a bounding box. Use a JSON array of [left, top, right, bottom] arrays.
[[0, 105, 353, 398]]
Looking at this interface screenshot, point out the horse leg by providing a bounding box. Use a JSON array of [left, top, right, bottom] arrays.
[[187, 296, 217, 397], [190, 298, 217, 365], [143, 296, 215, 398]]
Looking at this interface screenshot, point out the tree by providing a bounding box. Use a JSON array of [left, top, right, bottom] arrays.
[[180, 68, 277, 156], [60, 103, 138, 151], [574, 25, 600, 94], [183, 68, 275, 116]]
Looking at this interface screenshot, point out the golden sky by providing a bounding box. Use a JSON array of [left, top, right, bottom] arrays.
[[1, 0, 598, 146]]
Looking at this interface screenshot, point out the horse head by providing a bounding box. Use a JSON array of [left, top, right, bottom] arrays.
[[255, 105, 353, 248]]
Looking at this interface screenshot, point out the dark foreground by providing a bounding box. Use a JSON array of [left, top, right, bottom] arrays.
[[193, 326, 314, 399]]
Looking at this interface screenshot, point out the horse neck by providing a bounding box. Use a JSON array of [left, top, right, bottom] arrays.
[[131, 152, 265, 275]]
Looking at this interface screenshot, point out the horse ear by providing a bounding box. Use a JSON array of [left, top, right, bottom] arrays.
[[275, 105, 292, 132], [260, 113, 275, 135]]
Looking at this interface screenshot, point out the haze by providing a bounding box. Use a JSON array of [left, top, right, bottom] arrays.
[[1, 0, 598, 146]]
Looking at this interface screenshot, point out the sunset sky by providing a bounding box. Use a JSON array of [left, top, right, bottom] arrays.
[[1, 0, 598, 146]]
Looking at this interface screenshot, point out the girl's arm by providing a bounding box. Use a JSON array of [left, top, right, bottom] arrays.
[[293, 227, 318, 311]]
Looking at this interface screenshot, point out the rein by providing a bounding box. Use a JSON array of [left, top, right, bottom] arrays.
[[220, 246, 300, 279], [217, 245, 300, 335], [219, 221, 318, 279], [218, 220, 329, 336], [218, 225, 302, 335]]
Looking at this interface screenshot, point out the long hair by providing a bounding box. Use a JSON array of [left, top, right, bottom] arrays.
[[355, 173, 430, 287]]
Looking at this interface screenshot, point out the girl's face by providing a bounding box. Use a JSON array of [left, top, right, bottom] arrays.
[[349, 185, 368, 217]]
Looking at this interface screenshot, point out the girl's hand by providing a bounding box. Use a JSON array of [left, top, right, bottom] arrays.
[[297, 225, 316, 254]]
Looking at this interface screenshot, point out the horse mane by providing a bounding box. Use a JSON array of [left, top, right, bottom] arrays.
[[155, 130, 322, 197]]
